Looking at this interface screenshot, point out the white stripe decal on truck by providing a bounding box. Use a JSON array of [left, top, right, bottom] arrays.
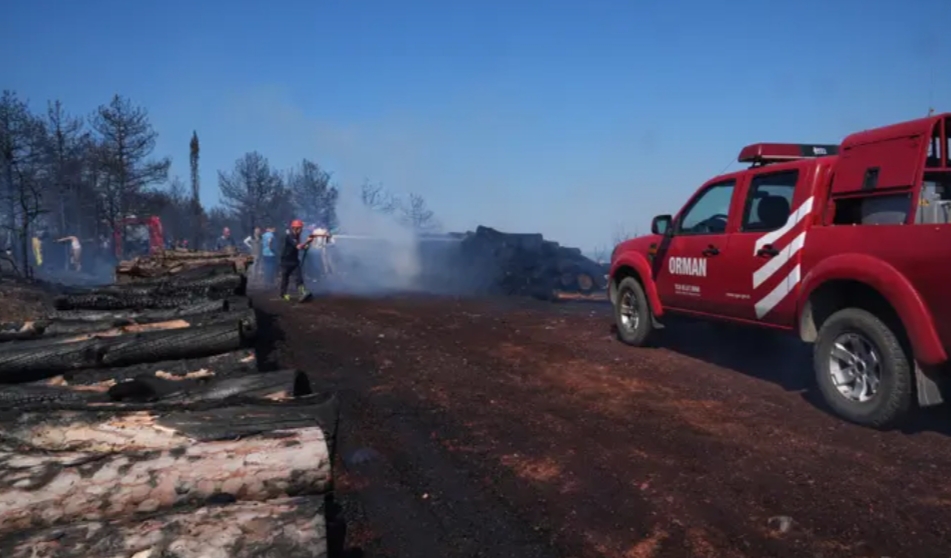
[[752, 195, 814, 318], [752, 231, 806, 289], [755, 264, 801, 319], [753, 196, 814, 255]]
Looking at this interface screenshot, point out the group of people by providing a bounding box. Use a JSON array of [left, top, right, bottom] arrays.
[[214, 220, 333, 301]]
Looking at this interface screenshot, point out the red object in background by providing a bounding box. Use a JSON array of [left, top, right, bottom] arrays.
[[114, 216, 164, 259]]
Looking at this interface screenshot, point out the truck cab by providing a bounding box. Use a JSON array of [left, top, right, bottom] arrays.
[[609, 112, 951, 428]]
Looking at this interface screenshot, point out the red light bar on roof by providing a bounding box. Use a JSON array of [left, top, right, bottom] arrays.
[[738, 143, 839, 165]]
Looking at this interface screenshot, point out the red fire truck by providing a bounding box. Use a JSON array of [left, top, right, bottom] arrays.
[[609, 112, 951, 428]]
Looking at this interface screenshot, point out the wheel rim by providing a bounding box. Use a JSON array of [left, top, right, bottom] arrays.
[[618, 289, 640, 333], [577, 273, 594, 292], [828, 332, 882, 403]]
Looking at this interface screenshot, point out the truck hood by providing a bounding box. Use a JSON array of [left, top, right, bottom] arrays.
[[612, 234, 662, 262]]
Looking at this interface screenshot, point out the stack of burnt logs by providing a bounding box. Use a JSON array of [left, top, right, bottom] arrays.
[[0, 250, 339, 558], [456, 226, 608, 299]]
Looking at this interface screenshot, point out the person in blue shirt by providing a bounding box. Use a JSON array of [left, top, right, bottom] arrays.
[[261, 226, 276, 286]]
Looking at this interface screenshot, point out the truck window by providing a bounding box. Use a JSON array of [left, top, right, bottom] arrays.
[[740, 170, 798, 232], [676, 180, 736, 235]]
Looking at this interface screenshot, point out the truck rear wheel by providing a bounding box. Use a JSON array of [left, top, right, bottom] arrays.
[[614, 277, 654, 347], [813, 308, 913, 428]]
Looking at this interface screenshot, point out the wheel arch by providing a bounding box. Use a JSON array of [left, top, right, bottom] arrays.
[[609, 254, 664, 316], [798, 254, 946, 365]]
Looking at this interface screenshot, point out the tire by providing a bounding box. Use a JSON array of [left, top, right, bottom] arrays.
[[614, 276, 654, 347], [813, 308, 913, 428]]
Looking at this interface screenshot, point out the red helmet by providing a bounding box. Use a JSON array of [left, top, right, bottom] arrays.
[[290, 219, 304, 229]]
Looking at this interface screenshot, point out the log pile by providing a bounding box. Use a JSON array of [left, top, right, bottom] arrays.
[[114, 250, 254, 284], [0, 250, 339, 558], [456, 226, 608, 299]]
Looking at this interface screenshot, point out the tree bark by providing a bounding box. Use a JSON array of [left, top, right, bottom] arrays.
[[68, 273, 246, 299], [99, 321, 249, 367], [160, 250, 253, 262], [53, 293, 206, 311], [59, 349, 257, 385], [0, 310, 255, 352], [106, 368, 314, 404], [0, 369, 319, 413], [115, 262, 237, 284], [0, 415, 332, 531], [0, 497, 328, 558], [0, 322, 248, 383], [225, 296, 253, 310], [46, 299, 227, 323], [115, 259, 250, 282]]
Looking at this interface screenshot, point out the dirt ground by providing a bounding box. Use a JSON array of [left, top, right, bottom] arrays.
[[256, 292, 951, 558]]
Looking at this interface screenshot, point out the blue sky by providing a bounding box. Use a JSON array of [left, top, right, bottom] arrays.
[[2, 0, 949, 251]]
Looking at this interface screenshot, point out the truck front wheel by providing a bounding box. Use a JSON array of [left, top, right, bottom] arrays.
[[813, 308, 913, 428], [614, 277, 654, 347]]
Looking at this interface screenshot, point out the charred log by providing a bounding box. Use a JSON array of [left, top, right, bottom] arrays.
[[107, 369, 314, 406], [0, 339, 102, 382], [159, 250, 252, 261], [0, 322, 249, 384], [0, 497, 327, 558], [115, 263, 238, 284], [53, 293, 202, 311], [99, 322, 248, 368], [0, 310, 255, 352], [61, 349, 257, 385], [0, 369, 316, 413], [46, 300, 228, 324], [225, 296, 253, 310], [0, 321, 48, 342], [0, 319, 195, 354], [67, 273, 246, 299]]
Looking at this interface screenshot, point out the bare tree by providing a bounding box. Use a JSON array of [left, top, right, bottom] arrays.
[[590, 245, 610, 263], [154, 176, 192, 244], [399, 192, 440, 232], [611, 223, 639, 246], [89, 95, 171, 229], [288, 159, 339, 229], [189, 131, 202, 248], [360, 180, 398, 214], [43, 100, 88, 237], [0, 91, 47, 276], [217, 151, 283, 232]]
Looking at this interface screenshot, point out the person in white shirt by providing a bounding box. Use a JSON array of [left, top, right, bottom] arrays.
[[307, 226, 334, 277], [56, 236, 82, 272]]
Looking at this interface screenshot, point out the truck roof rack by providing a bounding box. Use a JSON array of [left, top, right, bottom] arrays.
[[738, 143, 839, 167]]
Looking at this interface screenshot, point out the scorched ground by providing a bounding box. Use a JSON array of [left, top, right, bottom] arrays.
[[258, 292, 951, 558]]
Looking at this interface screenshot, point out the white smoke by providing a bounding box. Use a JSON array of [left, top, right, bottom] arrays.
[[305, 185, 423, 295]]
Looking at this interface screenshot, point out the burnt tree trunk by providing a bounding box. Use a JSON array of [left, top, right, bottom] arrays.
[[0, 322, 249, 383], [53, 293, 206, 311], [60, 349, 257, 385], [45, 299, 227, 323]]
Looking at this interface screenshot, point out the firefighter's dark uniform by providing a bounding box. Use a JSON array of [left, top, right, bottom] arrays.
[[279, 230, 304, 298]]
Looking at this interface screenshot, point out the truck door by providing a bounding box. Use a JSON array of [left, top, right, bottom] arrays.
[[654, 178, 738, 315], [717, 167, 807, 326]]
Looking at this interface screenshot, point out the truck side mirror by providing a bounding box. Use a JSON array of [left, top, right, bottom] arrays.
[[651, 215, 673, 236]]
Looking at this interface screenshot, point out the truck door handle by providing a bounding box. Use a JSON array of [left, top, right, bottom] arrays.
[[757, 245, 780, 258], [701, 245, 720, 257]]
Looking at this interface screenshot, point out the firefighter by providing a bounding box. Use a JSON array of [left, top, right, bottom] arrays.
[[279, 219, 308, 301]]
